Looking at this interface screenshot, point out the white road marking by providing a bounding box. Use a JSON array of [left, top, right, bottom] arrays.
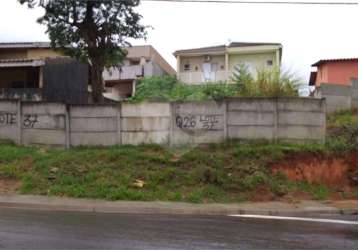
[[229, 214, 358, 225]]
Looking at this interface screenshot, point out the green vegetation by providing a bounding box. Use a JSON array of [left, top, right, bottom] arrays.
[[231, 65, 301, 97], [131, 66, 301, 102], [326, 108, 358, 152], [131, 76, 237, 102], [0, 142, 330, 202], [0, 109, 357, 203], [327, 108, 358, 128]]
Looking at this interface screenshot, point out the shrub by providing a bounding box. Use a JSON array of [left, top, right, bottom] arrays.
[[231, 64, 301, 97], [131, 76, 239, 102]]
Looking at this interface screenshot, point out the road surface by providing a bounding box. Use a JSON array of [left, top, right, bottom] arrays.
[[0, 208, 357, 249]]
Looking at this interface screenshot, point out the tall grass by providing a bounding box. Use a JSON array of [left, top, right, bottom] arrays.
[[232, 64, 301, 97], [130, 76, 238, 102], [131, 65, 302, 102]]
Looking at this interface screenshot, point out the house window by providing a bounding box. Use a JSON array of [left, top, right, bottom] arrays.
[[130, 60, 140, 66], [267, 60, 273, 66], [184, 63, 191, 71]]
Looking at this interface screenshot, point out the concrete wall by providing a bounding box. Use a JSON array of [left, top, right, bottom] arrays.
[[121, 102, 171, 145], [277, 98, 326, 142], [227, 98, 276, 140], [227, 97, 325, 142], [0, 98, 326, 147], [69, 105, 120, 146], [0, 100, 19, 142], [21, 102, 67, 147], [314, 83, 352, 113], [172, 101, 226, 144]]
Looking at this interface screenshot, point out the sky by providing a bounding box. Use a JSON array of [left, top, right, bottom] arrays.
[[1, 0, 358, 83]]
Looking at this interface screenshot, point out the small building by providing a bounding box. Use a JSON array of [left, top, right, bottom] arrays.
[[0, 42, 88, 104], [310, 58, 358, 86], [103, 45, 176, 101], [173, 42, 282, 85], [0, 42, 175, 102]]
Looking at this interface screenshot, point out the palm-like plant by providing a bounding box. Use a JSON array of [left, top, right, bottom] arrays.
[[231, 64, 301, 97]]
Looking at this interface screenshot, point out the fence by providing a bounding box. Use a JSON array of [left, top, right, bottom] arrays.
[[314, 83, 352, 113], [0, 97, 326, 148]]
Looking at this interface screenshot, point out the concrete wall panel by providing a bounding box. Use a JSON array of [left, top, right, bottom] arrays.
[[70, 105, 118, 117], [228, 111, 274, 126], [228, 125, 275, 140], [121, 117, 170, 132], [278, 125, 325, 141], [69, 105, 120, 147], [0, 127, 18, 141], [228, 98, 275, 111], [278, 98, 325, 112], [22, 103, 66, 115], [172, 129, 224, 144], [174, 101, 225, 115], [0, 100, 18, 142], [121, 102, 170, 117], [70, 132, 118, 146], [70, 117, 117, 132], [315, 84, 351, 113], [22, 114, 65, 130], [122, 131, 169, 145], [22, 129, 66, 146], [21, 102, 66, 146], [278, 111, 325, 126], [172, 101, 225, 144], [0, 100, 18, 111]]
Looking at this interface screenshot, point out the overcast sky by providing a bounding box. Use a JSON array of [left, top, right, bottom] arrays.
[[1, 0, 358, 82]]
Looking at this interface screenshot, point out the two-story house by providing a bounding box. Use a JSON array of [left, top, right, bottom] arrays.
[[103, 45, 176, 100], [173, 42, 282, 84]]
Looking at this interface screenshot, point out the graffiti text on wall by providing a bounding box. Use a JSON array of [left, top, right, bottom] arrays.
[[175, 115, 221, 130], [23, 114, 38, 128], [0, 112, 17, 126], [0, 112, 38, 128]]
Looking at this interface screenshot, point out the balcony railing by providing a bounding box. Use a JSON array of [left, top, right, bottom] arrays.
[[0, 88, 42, 101], [179, 70, 227, 84], [103, 65, 144, 81]]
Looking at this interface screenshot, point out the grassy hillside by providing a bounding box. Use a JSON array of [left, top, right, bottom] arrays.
[[0, 109, 357, 203]]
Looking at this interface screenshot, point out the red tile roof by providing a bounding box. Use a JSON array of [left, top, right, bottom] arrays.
[[312, 58, 358, 67]]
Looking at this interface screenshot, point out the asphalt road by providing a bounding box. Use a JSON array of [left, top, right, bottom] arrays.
[[0, 208, 357, 250]]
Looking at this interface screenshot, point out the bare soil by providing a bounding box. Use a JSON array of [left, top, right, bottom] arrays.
[[270, 152, 358, 188], [0, 179, 21, 195]]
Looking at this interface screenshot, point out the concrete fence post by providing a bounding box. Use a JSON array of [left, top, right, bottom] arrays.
[[169, 102, 175, 146], [16, 99, 22, 145], [65, 104, 71, 149], [223, 99, 228, 141], [117, 103, 122, 145], [273, 97, 279, 143], [322, 98, 327, 144]]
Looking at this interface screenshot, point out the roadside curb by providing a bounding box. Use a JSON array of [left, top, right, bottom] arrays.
[[0, 195, 357, 216]]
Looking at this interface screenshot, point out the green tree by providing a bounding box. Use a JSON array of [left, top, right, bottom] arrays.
[[19, 0, 147, 103]]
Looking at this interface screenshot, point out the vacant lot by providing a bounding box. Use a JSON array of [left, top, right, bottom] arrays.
[[0, 109, 357, 203]]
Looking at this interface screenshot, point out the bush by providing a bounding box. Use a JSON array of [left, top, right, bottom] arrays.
[[231, 64, 301, 97], [131, 76, 238, 102], [131, 65, 302, 102]]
